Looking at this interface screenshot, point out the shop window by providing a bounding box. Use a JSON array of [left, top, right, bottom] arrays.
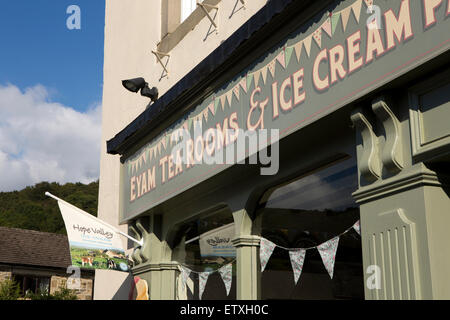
[[172, 210, 236, 300], [257, 157, 364, 299], [13, 274, 50, 296]]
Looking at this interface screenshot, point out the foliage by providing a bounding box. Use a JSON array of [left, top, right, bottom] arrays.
[[25, 287, 78, 300], [0, 279, 21, 300], [0, 181, 99, 234]]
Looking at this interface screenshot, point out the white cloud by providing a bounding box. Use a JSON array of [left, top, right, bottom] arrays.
[[0, 84, 102, 192]]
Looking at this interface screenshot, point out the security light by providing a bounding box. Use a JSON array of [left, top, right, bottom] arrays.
[[122, 77, 159, 103]]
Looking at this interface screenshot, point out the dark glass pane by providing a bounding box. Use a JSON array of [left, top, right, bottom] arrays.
[[259, 157, 364, 300]]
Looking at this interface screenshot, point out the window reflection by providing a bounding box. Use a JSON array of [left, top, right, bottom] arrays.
[[173, 210, 236, 300], [258, 157, 364, 300]]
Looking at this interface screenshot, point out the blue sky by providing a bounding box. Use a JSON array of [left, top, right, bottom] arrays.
[[0, 1, 105, 191], [0, 0, 105, 112]]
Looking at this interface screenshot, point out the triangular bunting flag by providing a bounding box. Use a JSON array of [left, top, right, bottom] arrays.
[[260, 237, 276, 272], [317, 236, 340, 279], [208, 102, 215, 116], [157, 141, 162, 154], [294, 41, 303, 62], [128, 163, 131, 175], [214, 98, 220, 113], [199, 272, 210, 300], [180, 266, 192, 293], [289, 249, 306, 285], [161, 136, 167, 150], [285, 46, 294, 67], [246, 73, 254, 90], [254, 70, 261, 86], [148, 147, 153, 162], [353, 220, 361, 235], [182, 121, 188, 133], [268, 59, 277, 78], [188, 118, 193, 130], [364, 0, 373, 8], [220, 95, 226, 110], [276, 50, 286, 69], [232, 84, 240, 101], [226, 90, 233, 107], [261, 66, 268, 84], [303, 35, 312, 57], [218, 264, 232, 296], [331, 12, 341, 34], [203, 108, 209, 122], [341, 6, 351, 31], [322, 17, 332, 38], [239, 77, 247, 93], [352, 0, 363, 23], [312, 28, 322, 48]]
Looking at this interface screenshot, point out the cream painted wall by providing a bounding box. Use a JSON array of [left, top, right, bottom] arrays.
[[96, 0, 268, 300]]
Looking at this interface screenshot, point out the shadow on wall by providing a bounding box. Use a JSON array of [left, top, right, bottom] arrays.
[[111, 272, 134, 300]]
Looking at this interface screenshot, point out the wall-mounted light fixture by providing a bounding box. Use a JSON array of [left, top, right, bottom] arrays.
[[122, 78, 159, 107]]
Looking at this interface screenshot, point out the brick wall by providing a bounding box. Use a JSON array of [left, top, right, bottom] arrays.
[[0, 266, 12, 282], [50, 275, 93, 300]]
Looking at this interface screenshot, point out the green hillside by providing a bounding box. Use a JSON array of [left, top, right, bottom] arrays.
[[0, 181, 99, 234]]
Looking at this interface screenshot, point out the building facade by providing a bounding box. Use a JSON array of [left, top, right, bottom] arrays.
[[0, 227, 94, 300], [98, 0, 450, 300]]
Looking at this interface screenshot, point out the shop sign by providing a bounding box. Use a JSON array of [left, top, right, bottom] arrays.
[[121, 0, 450, 222]]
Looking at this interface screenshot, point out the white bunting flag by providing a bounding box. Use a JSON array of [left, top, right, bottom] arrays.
[[289, 249, 306, 284], [353, 220, 361, 235], [218, 264, 233, 296], [260, 237, 276, 272], [317, 236, 340, 279], [199, 272, 210, 300], [180, 266, 192, 293], [341, 6, 352, 32], [352, 0, 363, 23]]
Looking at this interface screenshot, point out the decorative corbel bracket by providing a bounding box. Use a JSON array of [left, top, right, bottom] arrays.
[[350, 108, 382, 183], [197, 1, 219, 33], [151, 50, 170, 78], [372, 97, 404, 174], [136, 218, 150, 263], [129, 224, 143, 265]]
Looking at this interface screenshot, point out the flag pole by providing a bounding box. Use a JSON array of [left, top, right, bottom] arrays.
[[45, 192, 143, 246]]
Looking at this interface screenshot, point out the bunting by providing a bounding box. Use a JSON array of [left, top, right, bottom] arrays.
[[322, 17, 332, 38], [351, 0, 363, 23], [312, 28, 322, 48], [317, 236, 340, 279], [259, 220, 360, 284], [353, 220, 361, 235], [289, 249, 306, 284], [199, 272, 210, 300], [180, 266, 191, 293], [178, 262, 234, 299], [331, 12, 341, 35], [341, 5, 352, 31], [125, 0, 368, 172], [294, 40, 303, 62], [303, 35, 313, 57], [218, 264, 233, 296], [259, 237, 276, 272], [285, 46, 294, 67]]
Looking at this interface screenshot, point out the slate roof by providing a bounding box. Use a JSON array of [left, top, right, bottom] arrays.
[[0, 226, 71, 269]]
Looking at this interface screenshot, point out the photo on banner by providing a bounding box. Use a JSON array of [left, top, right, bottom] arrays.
[[56, 199, 130, 272]]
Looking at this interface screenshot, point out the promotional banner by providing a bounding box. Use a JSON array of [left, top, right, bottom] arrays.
[[199, 223, 236, 258], [51, 193, 131, 272]]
